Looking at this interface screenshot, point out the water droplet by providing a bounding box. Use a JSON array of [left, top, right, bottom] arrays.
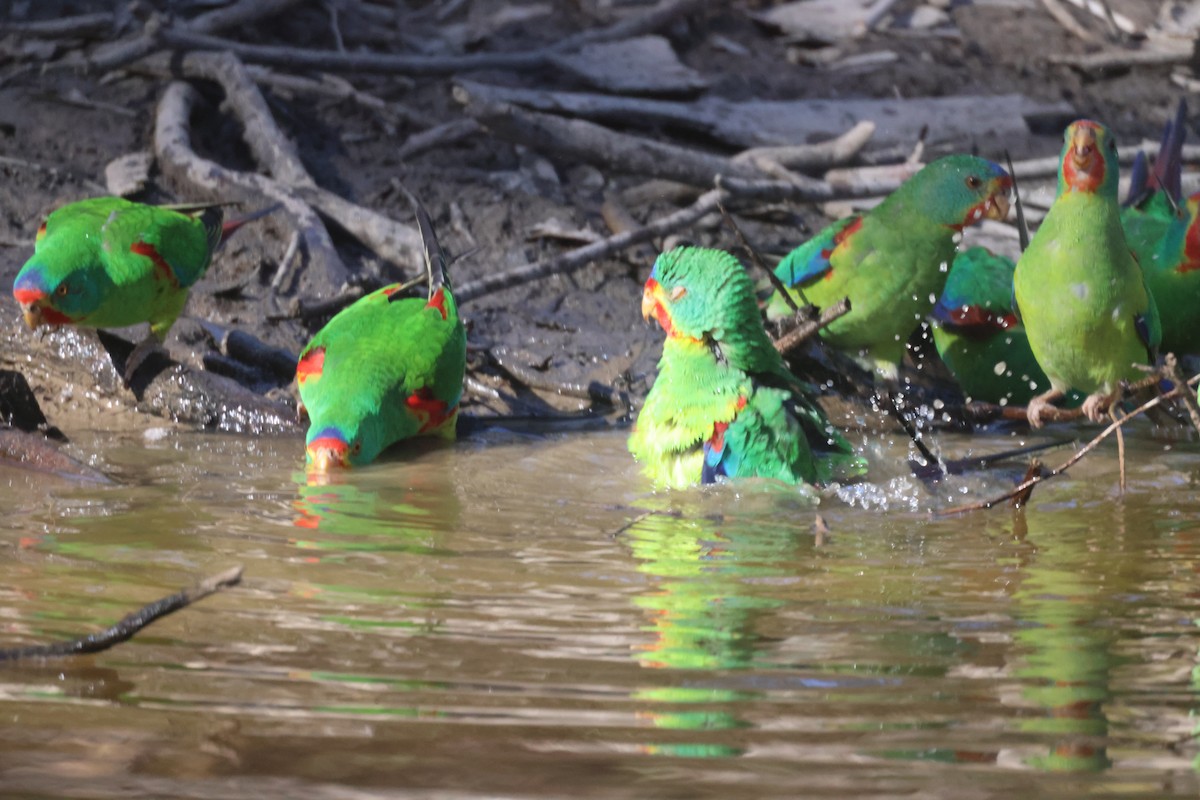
[[993, 360, 1007, 376]]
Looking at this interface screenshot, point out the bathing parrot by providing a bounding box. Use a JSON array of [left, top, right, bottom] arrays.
[[629, 246, 865, 489], [1120, 101, 1200, 357], [12, 196, 271, 381], [930, 247, 1051, 406], [1013, 120, 1161, 427], [765, 155, 1013, 378], [298, 198, 466, 471]]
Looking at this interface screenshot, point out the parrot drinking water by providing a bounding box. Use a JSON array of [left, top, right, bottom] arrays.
[[12, 196, 271, 382], [297, 198, 467, 471]]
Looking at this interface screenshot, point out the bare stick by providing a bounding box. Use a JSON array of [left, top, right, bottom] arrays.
[[1111, 405, 1126, 493], [936, 374, 1200, 517], [456, 187, 726, 303], [1040, 0, 1100, 43], [732, 120, 875, 171], [462, 100, 765, 188], [0, 12, 114, 37], [717, 201, 801, 311], [0, 566, 243, 662], [773, 298, 851, 355], [396, 118, 482, 162], [1047, 42, 1193, 71]]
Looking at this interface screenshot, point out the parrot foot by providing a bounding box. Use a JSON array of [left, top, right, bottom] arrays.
[[1081, 389, 1119, 424], [1026, 388, 1066, 429], [123, 335, 166, 388]]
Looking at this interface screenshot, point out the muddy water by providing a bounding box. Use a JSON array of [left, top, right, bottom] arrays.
[[1, 424, 1199, 798]]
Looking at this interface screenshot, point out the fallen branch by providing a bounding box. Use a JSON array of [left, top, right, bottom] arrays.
[[155, 80, 350, 295], [456, 187, 726, 303], [0, 566, 243, 662], [732, 120, 876, 172], [462, 100, 766, 188], [936, 372, 1200, 516], [489, 347, 632, 409], [0, 11, 114, 38], [1047, 41, 1193, 71], [79, 0, 306, 73], [155, 0, 707, 77]]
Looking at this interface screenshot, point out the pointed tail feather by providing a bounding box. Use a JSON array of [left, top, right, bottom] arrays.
[[1125, 151, 1149, 208], [1152, 98, 1187, 203], [395, 185, 450, 299], [219, 203, 282, 245]]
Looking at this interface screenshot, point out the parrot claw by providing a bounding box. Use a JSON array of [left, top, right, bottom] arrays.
[[1025, 388, 1066, 429], [1081, 390, 1117, 424]]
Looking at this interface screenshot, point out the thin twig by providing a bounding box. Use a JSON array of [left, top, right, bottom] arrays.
[[717, 200, 801, 312], [936, 373, 1200, 516], [772, 298, 851, 355], [0, 566, 243, 662]]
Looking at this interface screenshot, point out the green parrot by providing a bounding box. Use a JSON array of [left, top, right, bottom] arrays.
[[931, 247, 1057, 407], [1013, 120, 1161, 427], [297, 199, 466, 472], [12, 196, 271, 381], [1119, 101, 1200, 357], [765, 155, 1013, 378], [628, 246, 865, 489]]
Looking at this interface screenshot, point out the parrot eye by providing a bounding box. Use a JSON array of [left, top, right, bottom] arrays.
[[669, 285, 687, 302], [55, 284, 68, 297], [350, 441, 362, 456], [964, 175, 982, 190]]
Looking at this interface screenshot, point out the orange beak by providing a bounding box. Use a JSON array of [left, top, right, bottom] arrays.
[[13, 287, 45, 330], [641, 282, 658, 322], [307, 435, 350, 472], [1070, 126, 1097, 171]]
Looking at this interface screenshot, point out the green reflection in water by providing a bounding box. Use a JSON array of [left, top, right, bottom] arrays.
[[1012, 511, 1121, 773], [622, 501, 807, 758]]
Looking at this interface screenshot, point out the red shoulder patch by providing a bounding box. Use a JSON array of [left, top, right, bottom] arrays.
[[296, 346, 326, 384], [1180, 219, 1200, 274], [427, 287, 448, 320], [130, 241, 179, 288], [406, 387, 454, 433]]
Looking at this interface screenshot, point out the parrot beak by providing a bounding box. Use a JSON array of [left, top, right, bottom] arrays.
[[985, 192, 1010, 221], [1070, 126, 1097, 171], [641, 284, 657, 322], [12, 287, 46, 330], [307, 435, 350, 472]]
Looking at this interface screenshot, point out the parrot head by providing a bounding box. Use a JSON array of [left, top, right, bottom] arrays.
[[1058, 119, 1120, 197], [305, 419, 382, 472], [12, 216, 109, 330], [903, 155, 1012, 231], [641, 247, 760, 344]]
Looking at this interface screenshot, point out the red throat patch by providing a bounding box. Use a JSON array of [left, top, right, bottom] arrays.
[[296, 346, 326, 384], [946, 305, 1017, 333]]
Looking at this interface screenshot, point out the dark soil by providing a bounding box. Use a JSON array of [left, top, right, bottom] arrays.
[[0, 0, 1192, 437]]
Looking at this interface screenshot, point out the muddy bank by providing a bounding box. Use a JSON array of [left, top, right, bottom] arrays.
[[0, 0, 1195, 444]]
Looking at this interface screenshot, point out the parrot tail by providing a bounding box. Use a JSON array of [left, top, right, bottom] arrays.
[[1151, 97, 1187, 203]]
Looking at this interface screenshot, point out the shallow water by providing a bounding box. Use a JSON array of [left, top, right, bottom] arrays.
[[2, 424, 1200, 798]]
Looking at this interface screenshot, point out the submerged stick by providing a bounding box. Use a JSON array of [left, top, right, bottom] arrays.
[[0, 566, 243, 662]]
